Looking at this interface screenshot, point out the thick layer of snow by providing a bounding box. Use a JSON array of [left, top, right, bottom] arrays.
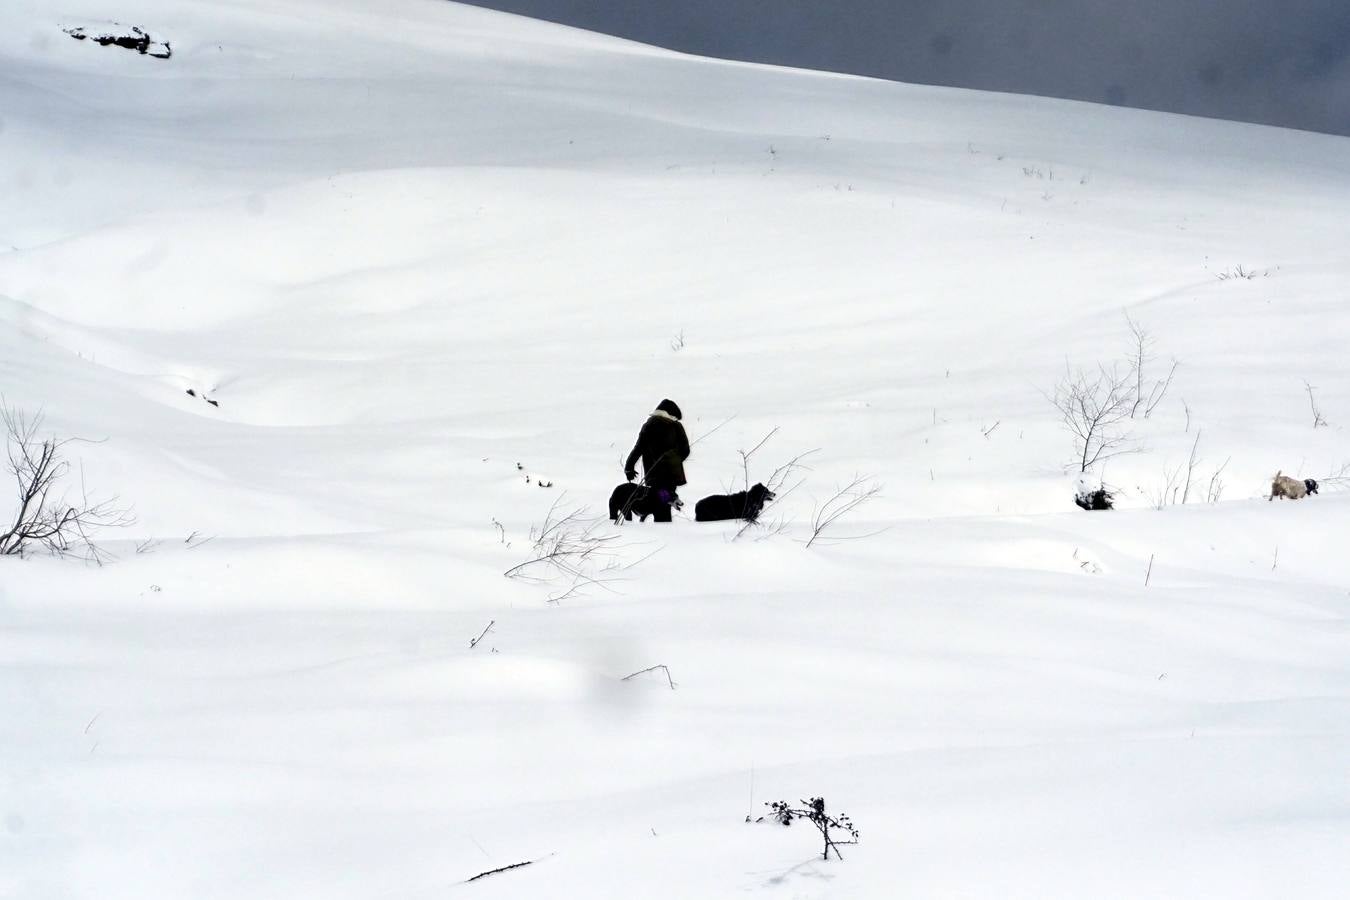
[[2, 1, 1348, 897]]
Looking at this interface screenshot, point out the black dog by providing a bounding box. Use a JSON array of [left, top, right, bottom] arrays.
[[694, 483, 776, 523], [609, 483, 681, 522], [1305, 478, 1320, 496]]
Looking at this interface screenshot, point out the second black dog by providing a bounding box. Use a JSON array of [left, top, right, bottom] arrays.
[[694, 483, 776, 523], [1305, 478, 1320, 496], [609, 483, 681, 522]]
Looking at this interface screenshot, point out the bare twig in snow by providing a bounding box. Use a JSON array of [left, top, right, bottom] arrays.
[[739, 427, 780, 492], [504, 496, 638, 601], [1304, 380, 1329, 427], [463, 854, 554, 884], [806, 476, 882, 548], [470, 620, 494, 648], [691, 413, 737, 447], [622, 664, 676, 689], [1144, 360, 1178, 418], [1206, 456, 1231, 503], [1180, 430, 1203, 504], [1126, 312, 1150, 419]]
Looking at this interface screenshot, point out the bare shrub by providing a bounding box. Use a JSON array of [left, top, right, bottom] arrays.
[[503, 495, 645, 601], [806, 476, 882, 548], [1051, 363, 1139, 473], [0, 405, 132, 564], [1141, 432, 1228, 508], [1142, 464, 1183, 510]]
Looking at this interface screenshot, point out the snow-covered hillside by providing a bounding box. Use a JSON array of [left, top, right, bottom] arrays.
[[2, 0, 1348, 897]]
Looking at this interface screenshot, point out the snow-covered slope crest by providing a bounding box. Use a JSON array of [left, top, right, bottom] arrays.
[[2, 1, 1349, 898]]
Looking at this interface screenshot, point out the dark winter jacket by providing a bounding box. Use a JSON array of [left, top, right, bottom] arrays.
[[625, 401, 690, 489]]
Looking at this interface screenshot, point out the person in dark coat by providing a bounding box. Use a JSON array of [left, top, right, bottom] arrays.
[[624, 399, 690, 522]]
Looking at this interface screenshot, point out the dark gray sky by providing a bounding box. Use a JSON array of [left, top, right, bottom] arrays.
[[459, 0, 1350, 137]]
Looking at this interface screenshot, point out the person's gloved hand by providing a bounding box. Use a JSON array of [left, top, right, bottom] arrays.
[[625, 468, 637, 482]]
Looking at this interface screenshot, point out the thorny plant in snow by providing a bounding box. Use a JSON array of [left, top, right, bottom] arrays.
[[0, 405, 133, 565], [761, 797, 860, 861]]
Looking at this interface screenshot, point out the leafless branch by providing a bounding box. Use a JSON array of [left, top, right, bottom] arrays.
[[1144, 359, 1178, 418], [806, 476, 882, 548], [1125, 313, 1151, 419], [1142, 462, 1183, 510], [737, 427, 780, 491], [470, 620, 494, 648], [1179, 430, 1202, 504], [1304, 380, 1329, 428], [1319, 461, 1350, 491], [462, 853, 555, 884], [1206, 456, 1231, 503], [1123, 313, 1176, 419], [1049, 362, 1139, 473], [691, 413, 737, 447], [622, 664, 676, 689], [730, 435, 816, 541], [503, 495, 639, 600]]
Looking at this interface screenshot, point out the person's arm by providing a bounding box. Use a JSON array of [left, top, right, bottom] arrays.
[[677, 423, 690, 461], [624, 424, 646, 480]]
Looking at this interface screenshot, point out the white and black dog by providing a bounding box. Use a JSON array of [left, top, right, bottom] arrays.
[[1270, 471, 1319, 501], [694, 483, 776, 523]]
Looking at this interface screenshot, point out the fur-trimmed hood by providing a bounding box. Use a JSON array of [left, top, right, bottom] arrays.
[[654, 398, 682, 421]]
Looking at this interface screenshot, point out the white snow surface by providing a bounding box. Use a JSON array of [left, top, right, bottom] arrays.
[[2, 1, 1349, 897]]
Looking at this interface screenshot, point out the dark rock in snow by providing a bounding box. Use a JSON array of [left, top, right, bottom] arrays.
[[1074, 488, 1114, 511]]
